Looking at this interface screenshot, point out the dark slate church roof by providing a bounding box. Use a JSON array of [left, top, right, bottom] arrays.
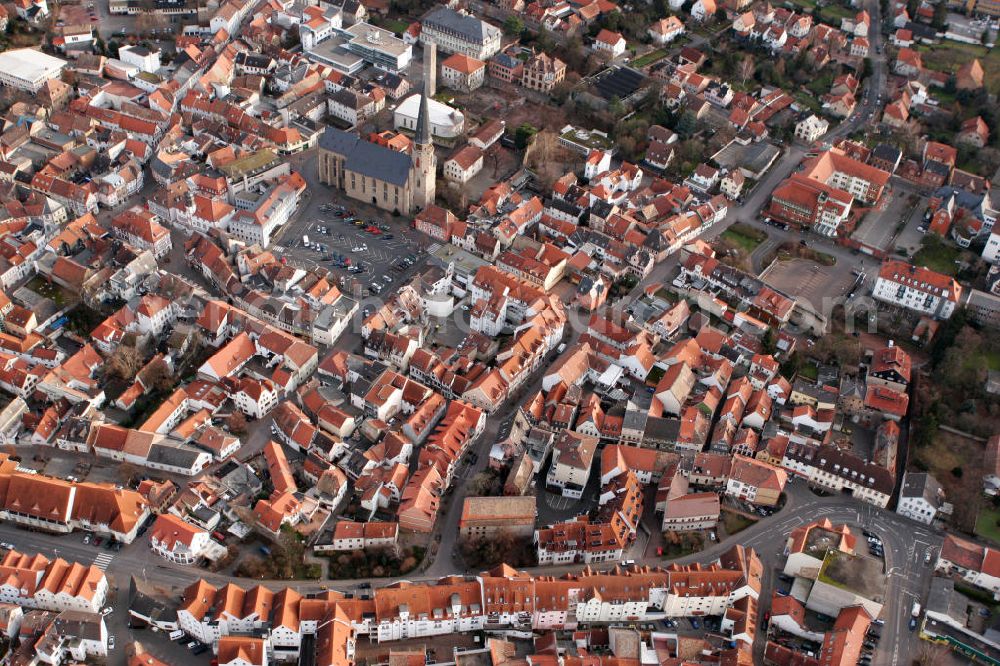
[[319, 127, 413, 187]]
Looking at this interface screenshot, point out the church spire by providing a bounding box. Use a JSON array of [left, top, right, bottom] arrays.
[[415, 85, 431, 147]]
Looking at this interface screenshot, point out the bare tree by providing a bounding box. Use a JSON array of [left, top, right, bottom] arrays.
[[316, 470, 341, 497], [525, 129, 559, 168], [437, 180, 468, 214], [140, 358, 174, 392], [231, 504, 261, 531], [738, 56, 755, 85], [106, 346, 143, 380], [466, 471, 501, 496], [117, 462, 139, 486], [485, 146, 503, 178], [524, 130, 571, 192], [914, 642, 949, 666], [228, 411, 249, 435]]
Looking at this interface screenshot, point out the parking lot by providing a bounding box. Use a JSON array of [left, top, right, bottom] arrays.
[[850, 189, 915, 255], [761, 258, 858, 313], [276, 196, 430, 298], [892, 191, 932, 258]]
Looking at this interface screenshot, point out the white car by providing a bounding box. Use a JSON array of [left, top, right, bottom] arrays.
[[352, 246, 365, 252], [462, 305, 470, 311], [109, 637, 116, 650], [101, 607, 113, 616]]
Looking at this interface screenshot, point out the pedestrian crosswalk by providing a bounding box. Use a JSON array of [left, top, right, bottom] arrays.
[[93, 554, 115, 571]]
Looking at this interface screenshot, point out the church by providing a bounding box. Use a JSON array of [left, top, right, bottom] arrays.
[[317, 90, 436, 215]]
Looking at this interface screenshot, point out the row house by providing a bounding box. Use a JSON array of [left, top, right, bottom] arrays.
[[0, 549, 108, 614], [170, 547, 761, 654]]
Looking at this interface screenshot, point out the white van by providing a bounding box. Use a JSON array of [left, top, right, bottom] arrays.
[[169, 630, 184, 641]]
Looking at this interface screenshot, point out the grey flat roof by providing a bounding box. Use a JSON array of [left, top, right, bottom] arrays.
[[319, 127, 413, 187]]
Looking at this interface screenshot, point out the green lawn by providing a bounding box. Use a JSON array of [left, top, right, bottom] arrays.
[[912, 237, 960, 275], [805, 72, 835, 98], [721, 226, 767, 253], [962, 349, 1000, 375], [799, 363, 819, 381], [976, 507, 1000, 546], [809, 0, 854, 23], [810, 249, 837, 266], [27, 276, 67, 306], [633, 49, 669, 68], [793, 91, 822, 113], [646, 365, 666, 386], [560, 128, 614, 151], [916, 42, 1000, 94], [377, 18, 410, 34], [654, 288, 678, 303], [721, 510, 756, 536]]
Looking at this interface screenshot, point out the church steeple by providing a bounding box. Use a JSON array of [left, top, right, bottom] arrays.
[[411, 85, 436, 211], [415, 85, 431, 148]]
